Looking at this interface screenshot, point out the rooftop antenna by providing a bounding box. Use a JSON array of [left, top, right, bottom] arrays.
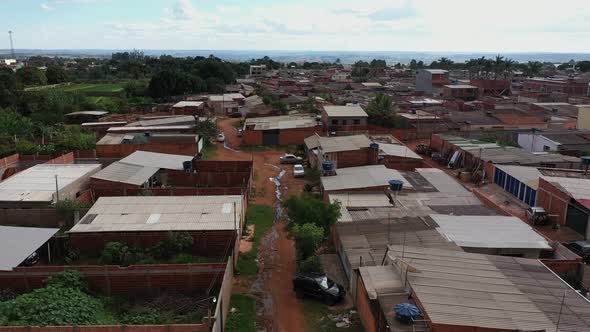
[[8, 30, 15, 59]]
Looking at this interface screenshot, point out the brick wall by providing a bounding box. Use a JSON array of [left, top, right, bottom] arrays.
[[537, 178, 571, 225], [0, 324, 209, 332], [0, 208, 76, 228], [242, 130, 263, 145], [44, 152, 75, 165], [382, 157, 424, 171], [167, 170, 250, 187], [69, 231, 237, 257], [193, 160, 253, 172], [0, 263, 226, 296], [335, 149, 371, 169], [278, 127, 322, 145], [90, 178, 141, 197], [355, 273, 377, 332]]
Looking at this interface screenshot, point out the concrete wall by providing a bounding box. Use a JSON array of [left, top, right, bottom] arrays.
[[577, 105, 590, 130], [211, 256, 234, 332], [96, 142, 198, 158], [415, 70, 433, 93]]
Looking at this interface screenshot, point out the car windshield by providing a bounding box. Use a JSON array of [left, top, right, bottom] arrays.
[[314, 276, 333, 290], [294, 165, 303, 171]]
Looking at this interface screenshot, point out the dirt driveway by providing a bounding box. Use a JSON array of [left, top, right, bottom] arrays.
[[214, 118, 306, 332]]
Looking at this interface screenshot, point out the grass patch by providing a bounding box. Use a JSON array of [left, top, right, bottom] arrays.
[[301, 299, 365, 332], [62, 83, 125, 93], [232, 120, 245, 128], [236, 204, 274, 275], [200, 141, 218, 160], [225, 294, 256, 332]]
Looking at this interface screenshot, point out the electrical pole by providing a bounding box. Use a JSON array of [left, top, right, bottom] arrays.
[[8, 30, 15, 59]]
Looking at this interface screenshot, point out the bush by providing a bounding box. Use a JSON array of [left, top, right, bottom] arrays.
[[150, 232, 193, 259], [54, 199, 92, 217], [101, 242, 133, 266], [46, 270, 88, 292], [291, 223, 324, 260], [121, 308, 162, 325], [171, 253, 194, 264], [283, 194, 341, 235], [15, 140, 38, 154], [299, 256, 322, 273]]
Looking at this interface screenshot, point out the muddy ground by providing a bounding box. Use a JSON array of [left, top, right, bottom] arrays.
[[214, 118, 306, 332]]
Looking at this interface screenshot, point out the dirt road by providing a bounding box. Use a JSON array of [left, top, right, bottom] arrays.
[[214, 118, 306, 332]]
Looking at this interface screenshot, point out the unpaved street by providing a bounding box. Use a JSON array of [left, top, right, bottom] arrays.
[[214, 118, 306, 332]]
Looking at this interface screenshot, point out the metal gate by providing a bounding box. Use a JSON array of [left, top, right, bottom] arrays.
[[566, 203, 589, 236], [262, 129, 280, 145]]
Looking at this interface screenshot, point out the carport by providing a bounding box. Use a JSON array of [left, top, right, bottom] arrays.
[[0, 226, 59, 271]]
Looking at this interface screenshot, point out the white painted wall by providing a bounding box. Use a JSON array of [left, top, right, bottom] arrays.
[[517, 134, 560, 152]]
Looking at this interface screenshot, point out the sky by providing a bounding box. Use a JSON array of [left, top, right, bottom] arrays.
[[2, 0, 590, 53]]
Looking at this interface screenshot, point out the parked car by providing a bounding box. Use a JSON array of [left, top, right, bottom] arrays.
[[563, 240, 590, 262], [216, 133, 225, 142], [293, 273, 345, 305], [293, 164, 305, 178], [237, 128, 244, 137], [279, 154, 303, 164], [22, 252, 40, 267], [229, 112, 242, 118], [526, 207, 550, 225]]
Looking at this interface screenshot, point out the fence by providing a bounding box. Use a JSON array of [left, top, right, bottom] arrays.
[[0, 263, 227, 296]]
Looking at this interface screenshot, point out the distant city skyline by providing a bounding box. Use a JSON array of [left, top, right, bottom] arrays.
[[3, 0, 590, 53]]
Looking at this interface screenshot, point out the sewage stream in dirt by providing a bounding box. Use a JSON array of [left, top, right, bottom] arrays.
[[251, 164, 286, 331]]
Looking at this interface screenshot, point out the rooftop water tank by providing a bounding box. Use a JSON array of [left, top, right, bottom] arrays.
[[388, 180, 404, 192], [394, 303, 421, 325], [322, 161, 335, 171]]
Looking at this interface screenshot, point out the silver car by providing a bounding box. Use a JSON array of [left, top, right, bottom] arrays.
[[293, 164, 305, 178]]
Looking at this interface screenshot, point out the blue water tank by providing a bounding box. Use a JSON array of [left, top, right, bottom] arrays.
[[388, 180, 404, 192], [182, 161, 192, 171], [582, 156, 590, 166], [322, 161, 335, 171], [369, 143, 380, 150]]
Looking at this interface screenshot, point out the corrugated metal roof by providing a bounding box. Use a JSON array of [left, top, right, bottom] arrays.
[[91, 162, 158, 185], [127, 115, 197, 127], [379, 143, 423, 160], [0, 226, 59, 271], [244, 115, 318, 131], [323, 105, 368, 117], [68, 196, 243, 233], [119, 151, 193, 170], [0, 164, 101, 202], [545, 176, 590, 201], [318, 134, 372, 153], [108, 125, 193, 132], [387, 246, 590, 332], [321, 165, 411, 191], [431, 214, 551, 250], [173, 101, 204, 108], [90, 151, 193, 185], [495, 165, 542, 189]]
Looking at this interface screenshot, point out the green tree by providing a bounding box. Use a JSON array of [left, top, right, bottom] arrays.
[[291, 223, 324, 259], [366, 94, 407, 128], [45, 65, 68, 84], [271, 99, 288, 115], [16, 67, 47, 86], [55, 126, 96, 151], [283, 194, 341, 234], [194, 117, 219, 140], [525, 61, 543, 77], [303, 97, 318, 113], [0, 109, 35, 141]]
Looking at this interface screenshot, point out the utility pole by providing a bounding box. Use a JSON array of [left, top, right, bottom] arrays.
[[8, 30, 15, 59]]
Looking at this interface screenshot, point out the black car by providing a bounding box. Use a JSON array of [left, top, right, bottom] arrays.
[[228, 112, 242, 118], [292, 273, 345, 305], [564, 240, 590, 262]]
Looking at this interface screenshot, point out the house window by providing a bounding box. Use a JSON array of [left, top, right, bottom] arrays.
[[342, 120, 348, 125], [331, 119, 338, 125], [543, 145, 550, 151], [353, 119, 360, 125]]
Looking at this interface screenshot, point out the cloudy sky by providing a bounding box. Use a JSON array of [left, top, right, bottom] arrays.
[[3, 0, 590, 52]]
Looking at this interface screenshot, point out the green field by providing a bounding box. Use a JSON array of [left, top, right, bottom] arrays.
[[61, 83, 125, 93]]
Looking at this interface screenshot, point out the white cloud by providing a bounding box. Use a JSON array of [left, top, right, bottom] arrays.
[[24, 0, 590, 52], [40, 3, 53, 11]]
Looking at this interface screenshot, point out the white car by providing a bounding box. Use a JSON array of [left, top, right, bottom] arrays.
[[280, 153, 303, 164], [293, 164, 305, 178], [216, 133, 225, 142]]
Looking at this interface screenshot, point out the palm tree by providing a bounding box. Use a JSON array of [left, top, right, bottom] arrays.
[[493, 55, 505, 80], [525, 61, 543, 77], [502, 59, 516, 80], [438, 57, 454, 70], [366, 94, 400, 128]]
